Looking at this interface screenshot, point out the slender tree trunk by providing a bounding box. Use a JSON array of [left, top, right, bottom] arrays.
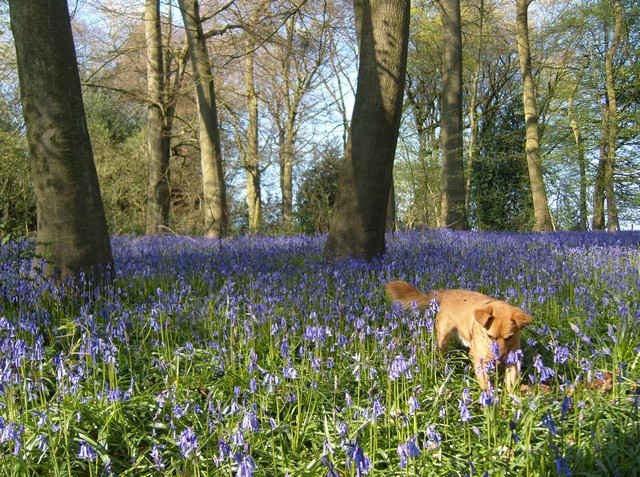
[[515, 0, 554, 231], [438, 0, 467, 229], [281, 117, 296, 232], [567, 76, 588, 230], [145, 0, 171, 234], [179, 0, 228, 238], [324, 0, 410, 260], [279, 15, 297, 233], [465, 0, 484, 222], [603, 0, 622, 231], [244, 25, 261, 234], [592, 109, 607, 230], [9, 0, 113, 279]]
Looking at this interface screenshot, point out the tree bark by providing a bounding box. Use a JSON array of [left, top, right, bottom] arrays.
[[465, 0, 484, 223], [324, 0, 410, 260], [144, 0, 171, 234], [9, 0, 113, 279], [515, 0, 554, 231], [592, 111, 607, 230], [603, 0, 622, 231], [438, 0, 468, 229], [567, 74, 588, 230], [179, 0, 229, 238], [244, 20, 261, 234]]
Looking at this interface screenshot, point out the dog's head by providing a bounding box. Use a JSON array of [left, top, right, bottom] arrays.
[[473, 301, 532, 359]]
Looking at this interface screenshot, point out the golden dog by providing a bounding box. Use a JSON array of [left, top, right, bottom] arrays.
[[385, 280, 533, 390]]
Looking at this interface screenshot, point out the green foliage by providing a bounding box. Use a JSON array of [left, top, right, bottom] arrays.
[[295, 142, 342, 234], [471, 96, 534, 231], [85, 89, 147, 234], [0, 129, 34, 241]]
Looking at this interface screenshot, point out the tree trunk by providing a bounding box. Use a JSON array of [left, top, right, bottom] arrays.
[[281, 117, 295, 233], [568, 76, 588, 230], [603, 0, 622, 232], [9, 0, 113, 279], [324, 0, 410, 260], [438, 0, 467, 229], [465, 0, 484, 223], [592, 111, 607, 230], [144, 0, 171, 234], [515, 0, 554, 232], [244, 25, 261, 234], [179, 0, 228, 238]]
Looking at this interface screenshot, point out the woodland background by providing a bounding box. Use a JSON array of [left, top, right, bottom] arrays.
[[0, 0, 638, 241]]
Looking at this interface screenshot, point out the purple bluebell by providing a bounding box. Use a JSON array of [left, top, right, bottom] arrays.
[[541, 413, 559, 437], [344, 439, 371, 476], [321, 455, 340, 477], [408, 395, 421, 415], [150, 443, 165, 470], [397, 436, 421, 468], [533, 354, 555, 383], [553, 345, 570, 365], [178, 427, 199, 459], [78, 441, 98, 461], [234, 452, 257, 477], [425, 424, 441, 450], [459, 388, 472, 423]]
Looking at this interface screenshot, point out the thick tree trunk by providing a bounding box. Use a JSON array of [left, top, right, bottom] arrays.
[[244, 30, 261, 234], [324, 0, 410, 260], [9, 0, 113, 279], [144, 0, 171, 234], [179, 0, 228, 238], [603, 0, 622, 231], [438, 0, 467, 229], [515, 0, 554, 232]]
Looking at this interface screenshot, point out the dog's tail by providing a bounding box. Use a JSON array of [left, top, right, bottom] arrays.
[[385, 280, 436, 309]]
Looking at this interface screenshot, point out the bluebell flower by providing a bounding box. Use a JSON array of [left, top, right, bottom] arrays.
[[35, 434, 48, 454], [408, 395, 420, 415], [234, 452, 257, 477], [389, 354, 414, 381], [541, 413, 559, 437], [150, 443, 165, 470], [214, 439, 231, 466], [78, 441, 98, 461], [370, 397, 385, 422], [553, 345, 570, 365], [397, 436, 421, 468], [459, 388, 472, 423], [321, 455, 340, 477], [479, 387, 495, 407], [344, 439, 371, 476], [282, 365, 297, 379], [533, 354, 555, 383], [555, 454, 572, 476], [241, 408, 259, 433], [505, 349, 523, 368], [178, 427, 199, 458], [425, 424, 441, 450]]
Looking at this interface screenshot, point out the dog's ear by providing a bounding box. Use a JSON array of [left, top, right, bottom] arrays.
[[512, 310, 533, 329], [474, 305, 494, 328], [385, 281, 430, 308]]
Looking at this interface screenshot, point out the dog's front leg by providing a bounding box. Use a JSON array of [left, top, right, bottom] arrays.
[[504, 364, 519, 391], [471, 354, 490, 390]]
